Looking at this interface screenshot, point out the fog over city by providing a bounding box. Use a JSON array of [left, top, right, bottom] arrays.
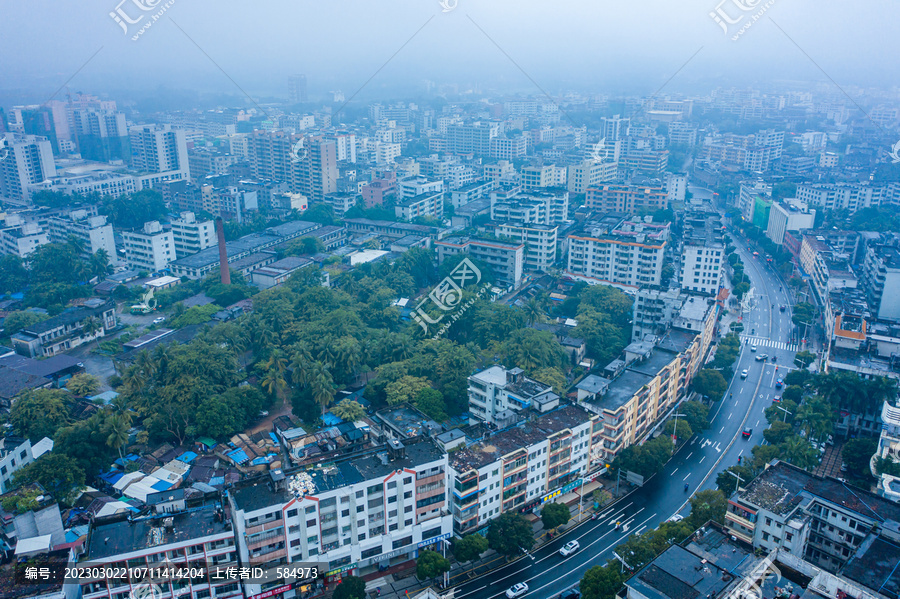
[[1, 0, 899, 107]]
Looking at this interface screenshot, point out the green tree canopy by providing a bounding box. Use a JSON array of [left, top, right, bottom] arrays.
[[692, 369, 728, 401], [541, 502, 571, 531], [331, 399, 366, 422], [416, 550, 450, 582], [487, 512, 535, 559], [332, 576, 366, 599], [10, 389, 72, 442], [687, 489, 727, 528], [452, 534, 489, 564], [66, 374, 101, 397], [581, 564, 624, 599], [12, 454, 85, 505]]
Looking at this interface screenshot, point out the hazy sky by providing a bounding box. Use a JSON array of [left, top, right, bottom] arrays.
[[1, 0, 898, 108]]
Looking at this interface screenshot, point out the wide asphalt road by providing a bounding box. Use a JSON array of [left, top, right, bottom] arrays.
[[451, 229, 798, 599]]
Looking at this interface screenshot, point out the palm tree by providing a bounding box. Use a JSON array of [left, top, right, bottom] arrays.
[[307, 362, 335, 414], [105, 414, 130, 462], [90, 249, 114, 280], [81, 316, 103, 341], [262, 349, 289, 408], [783, 437, 819, 472], [523, 297, 545, 326]]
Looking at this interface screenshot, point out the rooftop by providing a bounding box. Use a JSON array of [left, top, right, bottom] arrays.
[[627, 544, 732, 599], [590, 346, 680, 413], [841, 534, 900, 599], [83, 503, 230, 561]]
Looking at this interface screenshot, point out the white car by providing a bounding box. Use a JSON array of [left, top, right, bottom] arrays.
[[667, 514, 684, 523], [750, 345, 758, 352], [559, 540, 580, 557], [506, 583, 529, 598], [152, 316, 166, 324], [741, 369, 748, 379]]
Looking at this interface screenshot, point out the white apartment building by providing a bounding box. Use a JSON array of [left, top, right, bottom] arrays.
[[520, 165, 566, 190], [489, 135, 528, 160], [877, 402, 900, 501], [399, 177, 444, 199], [0, 219, 50, 257], [170, 212, 215, 259], [491, 190, 569, 226], [122, 221, 175, 272], [495, 223, 558, 273], [467, 366, 559, 426], [449, 404, 599, 534], [766, 200, 816, 246], [567, 160, 617, 194], [28, 172, 138, 199], [0, 133, 57, 204], [567, 218, 669, 288], [739, 180, 772, 221], [666, 173, 687, 202], [434, 237, 524, 289], [326, 192, 359, 216], [374, 141, 402, 165], [48, 210, 117, 264], [395, 191, 444, 221], [483, 160, 518, 183], [796, 183, 884, 213], [681, 243, 724, 295], [79, 503, 241, 599], [129, 124, 190, 179], [0, 437, 34, 494], [228, 439, 452, 595]]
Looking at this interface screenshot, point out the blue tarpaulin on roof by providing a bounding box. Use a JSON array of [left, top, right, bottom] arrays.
[[151, 479, 173, 491], [209, 477, 224, 487], [269, 433, 280, 445], [176, 451, 198, 463], [322, 413, 342, 426], [227, 448, 249, 464], [250, 457, 269, 466], [99, 471, 124, 485]]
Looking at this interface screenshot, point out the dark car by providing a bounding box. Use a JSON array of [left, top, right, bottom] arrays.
[[742, 427, 753, 438], [559, 590, 581, 599], [780, 305, 786, 312], [775, 379, 783, 389]]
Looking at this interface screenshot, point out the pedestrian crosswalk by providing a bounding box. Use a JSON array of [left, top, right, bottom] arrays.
[[739, 335, 799, 352]]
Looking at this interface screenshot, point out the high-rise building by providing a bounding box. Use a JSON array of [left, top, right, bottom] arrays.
[[586, 184, 668, 213], [434, 237, 524, 288], [0, 133, 57, 204], [567, 216, 669, 288], [121, 220, 175, 272], [9, 105, 61, 153], [129, 124, 190, 180], [765, 200, 816, 245], [567, 160, 617, 194], [287, 74, 308, 103], [600, 114, 630, 141], [295, 136, 338, 202], [72, 108, 129, 162], [47, 210, 118, 265], [171, 211, 215, 259], [446, 122, 499, 156]]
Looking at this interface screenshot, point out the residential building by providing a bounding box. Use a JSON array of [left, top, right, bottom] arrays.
[[446, 122, 499, 156], [251, 257, 315, 289], [449, 179, 496, 209], [489, 135, 528, 160], [466, 365, 559, 427], [395, 191, 444, 221], [494, 222, 558, 273], [0, 437, 33, 494], [766, 200, 817, 246], [170, 212, 215, 259], [600, 115, 630, 141], [666, 173, 687, 202], [860, 242, 900, 322], [129, 124, 190, 180], [667, 121, 698, 146], [325, 192, 359, 216], [0, 218, 50, 257], [680, 214, 725, 296], [434, 237, 524, 288], [797, 183, 884, 213], [631, 287, 684, 342], [491, 190, 569, 226], [399, 177, 444, 199], [567, 160, 617, 194], [361, 175, 397, 208], [373, 141, 402, 165], [295, 136, 338, 202], [482, 160, 518, 183], [0, 133, 57, 204], [288, 74, 308, 103], [520, 165, 566, 190], [228, 438, 451, 594], [567, 216, 670, 289], [71, 107, 130, 162], [800, 234, 859, 304], [448, 405, 598, 534], [617, 149, 668, 175], [47, 210, 117, 265], [724, 460, 900, 573], [700, 129, 784, 171], [876, 402, 900, 501], [585, 184, 668, 213], [28, 171, 137, 199], [739, 180, 772, 222], [78, 503, 241, 599], [11, 300, 116, 358], [121, 221, 175, 272]]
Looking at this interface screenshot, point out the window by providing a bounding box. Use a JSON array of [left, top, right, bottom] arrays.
[[388, 496, 398, 504], [361, 547, 381, 560], [356, 506, 364, 513], [307, 519, 316, 528], [305, 506, 316, 514], [308, 547, 318, 556], [388, 481, 397, 489], [405, 519, 413, 526], [356, 490, 364, 498], [389, 523, 399, 532], [341, 510, 350, 517], [404, 491, 412, 499], [404, 477, 412, 485], [287, 509, 298, 518], [405, 506, 413, 513], [389, 510, 398, 518], [358, 533, 366, 541]]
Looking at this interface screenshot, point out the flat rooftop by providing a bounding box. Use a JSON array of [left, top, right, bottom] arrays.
[[627, 545, 732, 599], [590, 347, 680, 413], [84, 503, 230, 561], [841, 534, 900, 599]]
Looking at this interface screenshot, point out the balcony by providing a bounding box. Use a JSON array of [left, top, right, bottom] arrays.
[[245, 518, 284, 536], [246, 529, 284, 551], [249, 547, 287, 565]]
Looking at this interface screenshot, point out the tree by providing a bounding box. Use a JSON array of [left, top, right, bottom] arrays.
[[0, 254, 28, 294], [487, 512, 535, 559], [416, 549, 450, 584], [763, 421, 793, 445], [843, 438, 878, 480], [332, 576, 366, 599], [541, 502, 571, 531], [2, 310, 49, 336], [716, 465, 755, 495], [792, 302, 816, 327], [530, 367, 567, 396], [66, 373, 101, 397], [681, 401, 710, 432], [10, 389, 72, 442], [692, 369, 728, 401], [283, 235, 326, 257], [664, 419, 694, 444], [782, 385, 804, 403], [385, 375, 431, 406], [581, 564, 624, 599], [452, 534, 488, 565], [794, 351, 816, 368], [781, 436, 819, 472], [414, 388, 448, 422], [100, 189, 167, 230], [12, 454, 85, 505], [751, 444, 781, 469], [331, 399, 366, 422], [688, 489, 727, 527], [105, 414, 131, 462]]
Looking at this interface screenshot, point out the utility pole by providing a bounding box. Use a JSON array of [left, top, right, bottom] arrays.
[[727, 469, 745, 496], [776, 405, 792, 422], [671, 411, 686, 455]]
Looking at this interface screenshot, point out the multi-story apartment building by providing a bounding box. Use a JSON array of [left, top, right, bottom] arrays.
[[520, 165, 566, 190], [449, 179, 496, 208], [489, 135, 528, 160], [434, 237, 524, 289], [0, 219, 49, 257], [766, 200, 816, 246], [288, 74, 308, 103], [78, 503, 241, 599], [361, 175, 397, 208], [446, 122, 499, 156], [448, 405, 598, 534], [373, 141, 402, 165], [617, 148, 668, 175], [667, 122, 698, 146], [0, 133, 57, 204], [482, 160, 518, 184], [122, 221, 175, 272], [466, 366, 558, 427], [600, 115, 630, 141], [170, 212, 215, 259], [739, 180, 772, 221], [11, 300, 117, 358], [796, 183, 884, 213], [493, 222, 558, 273], [188, 147, 238, 180], [129, 124, 190, 180], [228, 438, 451, 595], [724, 460, 900, 574], [395, 191, 444, 221], [578, 302, 718, 462], [28, 171, 138, 199], [800, 234, 859, 304], [567, 217, 669, 288], [681, 242, 724, 296], [567, 160, 618, 194], [399, 177, 444, 199], [325, 192, 359, 217], [630, 287, 683, 342], [0, 437, 34, 494], [585, 184, 668, 213], [859, 242, 900, 322], [295, 136, 338, 202], [700, 129, 784, 171], [47, 210, 117, 265], [71, 107, 130, 162]]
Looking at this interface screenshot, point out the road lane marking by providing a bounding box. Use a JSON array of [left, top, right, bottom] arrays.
[[699, 456, 705, 463], [738, 449, 744, 456], [672, 468, 678, 475], [683, 473, 690, 481], [728, 412, 732, 420], [720, 426, 725, 434], [686, 452, 693, 459], [756, 419, 760, 427]]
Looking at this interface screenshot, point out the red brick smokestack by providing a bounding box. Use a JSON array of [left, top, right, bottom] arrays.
[[216, 217, 231, 285]]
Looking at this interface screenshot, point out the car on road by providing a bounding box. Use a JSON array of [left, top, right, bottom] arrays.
[[152, 316, 166, 324], [751, 345, 758, 352], [742, 427, 753, 438], [559, 540, 580, 557], [755, 354, 768, 361], [667, 514, 684, 523], [775, 379, 783, 389], [507, 583, 529, 598], [780, 305, 786, 312], [741, 369, 749, 379], [773, 396, 781, 403], [558, 590, 580, 599]]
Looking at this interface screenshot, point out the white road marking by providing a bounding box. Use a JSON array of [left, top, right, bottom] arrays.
[[686, 452, 693, 459], [672, 468, 679, 475], [720, 426, 725, 434], [683, 473, 690, 481], [738, 449, 744, 456], [728, 412, 732, 420], [699, 456, 705, 464]]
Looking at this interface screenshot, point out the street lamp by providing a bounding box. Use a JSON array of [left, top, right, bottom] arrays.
[[727, 469, 745, 496], [776, 405, 792, 422], [671, 412, 687, 455]]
